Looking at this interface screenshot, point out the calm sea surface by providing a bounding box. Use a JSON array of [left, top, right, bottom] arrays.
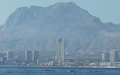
[[0, 66, 120, 75]]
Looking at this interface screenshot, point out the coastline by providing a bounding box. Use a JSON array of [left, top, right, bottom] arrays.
[[0, 65, 119, 68]]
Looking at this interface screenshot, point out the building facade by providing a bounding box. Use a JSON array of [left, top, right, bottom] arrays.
[[0, 53, 4, 58], [7, 51, 13, 60], [33, 51, 39, 62], [102, 51, 110, 62], [17, 52, 20, 61], [25, 51, 32, 62], [110, 50, 118, 62]]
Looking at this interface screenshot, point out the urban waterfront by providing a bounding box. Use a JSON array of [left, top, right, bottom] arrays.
[[0, 66, 120, 75]]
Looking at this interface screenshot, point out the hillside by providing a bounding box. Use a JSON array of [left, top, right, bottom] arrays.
[[0, 2, 120, 52]]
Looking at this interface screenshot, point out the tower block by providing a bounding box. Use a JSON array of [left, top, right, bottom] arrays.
[[56, 39, 64, 61]]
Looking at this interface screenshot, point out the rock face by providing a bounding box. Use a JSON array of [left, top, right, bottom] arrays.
[[0, 2, 120, 52]]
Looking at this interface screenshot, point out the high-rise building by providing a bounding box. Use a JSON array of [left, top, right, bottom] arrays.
[[17, 52, 20, 61], [56, 39, 64, 61], [0, 53, 4, 61], [0, 53, 4, 58], [37, 59, 40, 66], [102, 51, 110, 62], [110, 50, 118, 62], [7, 51, 13, 60], [74, 55, 79, 65], [25, 51, 32, 62], [33, 51, 39, 62]]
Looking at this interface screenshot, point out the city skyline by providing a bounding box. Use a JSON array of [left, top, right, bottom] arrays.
[[0, 49, 119, 67]]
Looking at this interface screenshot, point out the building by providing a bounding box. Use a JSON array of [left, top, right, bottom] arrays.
[[17, 52, 20, 61], [102, 51, 110, 62], [37, 59, 40, 66], [110, 50, 118, 62], [84, 60, 89, 66], [65, 62, 74, 67], [100, 62, 117, 67], [27, 63, 34, 66], [49, 60, 57, 66], [22, 62, 26, 66], [49, 61, 54, 66], [7, 51, 13, 60], [0, 53, 4, 58], [0, 53, 4, 61], [56, 39, 64, 61], [0, 61, 2, 65], [74, 55, 79, 66], [5, 60, 16, 65], [33, 51, 39, 62], [58, 61, 65, 66], [25, 51, 32, 62]]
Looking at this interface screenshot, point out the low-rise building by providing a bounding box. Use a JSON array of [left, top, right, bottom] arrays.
[[5, 60, 16, 65]]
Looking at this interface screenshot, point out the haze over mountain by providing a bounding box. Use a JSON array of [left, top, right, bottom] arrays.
[[0, 2, 120, 52]]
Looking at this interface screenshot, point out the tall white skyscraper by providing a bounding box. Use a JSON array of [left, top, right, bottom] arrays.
[[56, 39, 64, 61], [110, 50, 118, 62]]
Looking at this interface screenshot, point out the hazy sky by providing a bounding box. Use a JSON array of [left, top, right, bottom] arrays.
[[0, 0, 120, 24]]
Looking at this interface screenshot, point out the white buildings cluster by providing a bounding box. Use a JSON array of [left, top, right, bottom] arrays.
[[102, 50, 118, 62], [0, 50, 40, 66]]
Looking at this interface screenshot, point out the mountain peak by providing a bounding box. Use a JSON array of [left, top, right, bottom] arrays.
[[3, 2, 102, 28], [54, 2, 76, 5], [0, 2, 120, 52], [50, 2, 79, 9]]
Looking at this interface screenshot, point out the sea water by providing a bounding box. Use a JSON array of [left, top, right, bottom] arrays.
[[0, 66, 120, 75]]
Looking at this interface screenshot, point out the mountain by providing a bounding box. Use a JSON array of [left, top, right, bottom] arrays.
[[0, 2, 120, 52]]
